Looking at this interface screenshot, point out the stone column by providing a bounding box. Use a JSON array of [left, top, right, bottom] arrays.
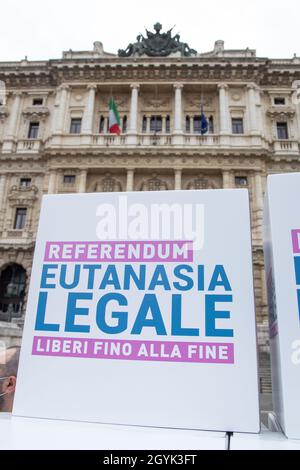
[[218, 84, 230, 134], [55, 85, 69, 134], [162, 116, 166, 133], [126, 169, 135, 192], [48, 170, 58, 194], [128, 84, 140, 144], [173, 84, 184, 144], [146, 116, 151, 133], [82, 85, 96, 134], [174, 169, 182, 190], [222, 170, 234, 188], [78, 170, 87, 193], [247, 84, 259, 135], [173, 84, 183, 133]]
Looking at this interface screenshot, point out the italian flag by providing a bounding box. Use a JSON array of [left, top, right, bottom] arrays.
[[108, 98, 121, 134]]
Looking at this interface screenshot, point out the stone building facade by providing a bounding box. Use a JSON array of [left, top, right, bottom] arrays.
[[1, 28, 300, 355]]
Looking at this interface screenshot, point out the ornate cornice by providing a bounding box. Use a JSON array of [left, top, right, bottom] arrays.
[[22, 106, 50, 119], [266, 106, 296, 118], [1, 59, 300, 88]]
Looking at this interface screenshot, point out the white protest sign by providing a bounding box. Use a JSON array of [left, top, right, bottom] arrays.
[[264, 173, 300, 439], [13, 189, 260, 433]]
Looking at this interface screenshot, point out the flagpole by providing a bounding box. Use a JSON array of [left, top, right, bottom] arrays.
[[200, 85, 203, 114]]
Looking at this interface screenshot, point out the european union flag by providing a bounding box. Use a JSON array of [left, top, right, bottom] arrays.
[[200, 110, 208, 135]]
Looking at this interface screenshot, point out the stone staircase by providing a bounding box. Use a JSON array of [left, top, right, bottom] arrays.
[[259, 352, 272, 394]]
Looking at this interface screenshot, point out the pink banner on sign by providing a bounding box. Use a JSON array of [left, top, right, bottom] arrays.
[[44, 240, 194, 263], [291, 229, 300, 254], [32, 336, 234, 364]]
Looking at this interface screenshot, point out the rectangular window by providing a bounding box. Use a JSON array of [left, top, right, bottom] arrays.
[[63, 175, 76, 184], [14, 208, 27, 230], [150, 116, 162, 133], [232, 118, 244, 134], [235, 176, 248, 186], [274, 97, 285, 106], [20, 178, 31, 188], [277, 122, 288, 139], [33, 98, 43, 106], [28, 122, 39, 139], [70, 118, 82, 134]]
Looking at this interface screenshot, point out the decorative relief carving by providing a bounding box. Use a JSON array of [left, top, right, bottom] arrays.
[[185, 94, 213, 110], [8, 185, 38, 207], [140, 173, 169, 191], [142, 95, 171, 110], [98, 94, 129, 110], [22, 107, 50, 120], [94, 173, 123, 192], [266, 106, 295, 118]]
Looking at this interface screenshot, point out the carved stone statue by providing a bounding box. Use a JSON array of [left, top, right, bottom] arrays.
[[118, 23, 197, 58]]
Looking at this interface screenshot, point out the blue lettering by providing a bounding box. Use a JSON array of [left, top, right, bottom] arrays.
[[205, 294, 233, 337], [96, 293, 128, 334]]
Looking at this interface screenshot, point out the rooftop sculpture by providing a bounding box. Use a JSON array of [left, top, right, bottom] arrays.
[[118, 22, 197, 58]]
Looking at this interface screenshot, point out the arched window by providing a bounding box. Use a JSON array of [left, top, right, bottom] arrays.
[[122, 115, 127, 133], [186, 116, 190, 133], [150, 116, 162, 133], [0, 264, 26, 321]]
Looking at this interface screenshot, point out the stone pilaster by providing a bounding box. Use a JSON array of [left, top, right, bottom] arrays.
[[218, 84, 230, 134], [222, 170, 234, 188], [247, 84, 259, 135], [48, 170, 58, 194], [78, 170, 87, 193], [174, 169, 182, 190], [0, 174, 7, 227], [126, 169, 135, 192], [2, 92, 22, 152], [55, 85, 69, 134]]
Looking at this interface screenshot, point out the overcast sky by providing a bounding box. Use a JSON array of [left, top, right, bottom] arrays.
[[1, 0, 299, 61]]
